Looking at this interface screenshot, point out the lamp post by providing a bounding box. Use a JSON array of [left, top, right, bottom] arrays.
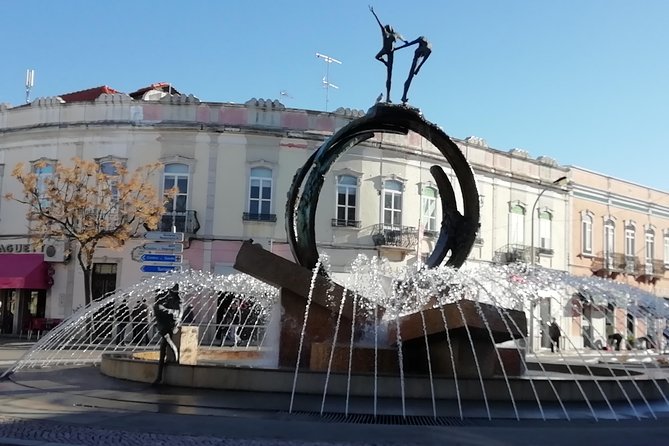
[[528, 175, 568, 354]]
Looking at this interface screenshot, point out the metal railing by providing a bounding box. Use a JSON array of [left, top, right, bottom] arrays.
[[242, 212, 277, 222], [371, 224, 418, 249], [493, 244, 531, 264], [331, 218, 361, 228], [160, 210, 200, 234]]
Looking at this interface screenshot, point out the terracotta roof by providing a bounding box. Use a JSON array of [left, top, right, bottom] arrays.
[[128, 82, 181, 99], [59, 86, 120, 103]]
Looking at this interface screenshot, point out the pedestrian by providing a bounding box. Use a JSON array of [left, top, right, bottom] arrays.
[[548, 318, 561, 353], [115, 299, 130, 345], [131, 299, 149, 345]]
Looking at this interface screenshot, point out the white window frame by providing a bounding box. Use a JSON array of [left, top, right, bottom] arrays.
[[382, 179, 403, 228], [508, 202, 525, 246], [604, 218, 615, 268], [32, 158, 56, 209], [624, 222, 636, 258], [335, 174, 359, 226], [538, 209, 552, 250], [248, 166, 273, 217], [645, 228, 655, 265], [163, 163, 190, 214], [421, 186, 438, 232], [581, 211, 593, 255], [663, 232, 669, 266]]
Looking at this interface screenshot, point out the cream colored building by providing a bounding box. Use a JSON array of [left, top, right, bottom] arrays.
[[1, 85, 569, 346], [568, 166, 669, 349]]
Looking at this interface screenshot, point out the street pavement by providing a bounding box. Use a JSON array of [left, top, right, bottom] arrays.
[[2, 338, 669, 445]]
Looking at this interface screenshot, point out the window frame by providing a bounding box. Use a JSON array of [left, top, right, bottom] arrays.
[[382, 179, 404, 228], [581, 211, 593, 255], [508, 201, 526, 246], [163, 162, 191, 215], [248, 166, 273, 218], [421, 186, 438, 232], [32, 158, 57, 209], [335, 174, 359, 227], [537, 208, 552, 250], [624, 222, 636, 258]]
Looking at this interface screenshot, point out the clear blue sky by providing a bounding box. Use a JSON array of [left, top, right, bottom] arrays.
[[2, 1, 668, 191]]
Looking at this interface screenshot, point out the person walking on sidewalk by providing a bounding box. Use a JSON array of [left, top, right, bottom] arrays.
[[549, 318, 561, 353]]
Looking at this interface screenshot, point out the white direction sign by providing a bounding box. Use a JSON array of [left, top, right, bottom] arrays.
[[144, 231, 184, 242], [142, 242, 184, 253]]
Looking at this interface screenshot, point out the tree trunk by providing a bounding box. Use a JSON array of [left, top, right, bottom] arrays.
[[83, 266, 93, 306]]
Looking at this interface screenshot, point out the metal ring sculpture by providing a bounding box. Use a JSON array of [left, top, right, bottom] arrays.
[[286, 103, 480, 271]]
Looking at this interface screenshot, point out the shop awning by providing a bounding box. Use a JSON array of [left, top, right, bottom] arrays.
[[0, 254, 49, 289]]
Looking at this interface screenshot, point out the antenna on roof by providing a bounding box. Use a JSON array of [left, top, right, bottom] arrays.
[[316, 52, 341, 112], [280, 90, 293, 100], [25, 69, 35, 104]]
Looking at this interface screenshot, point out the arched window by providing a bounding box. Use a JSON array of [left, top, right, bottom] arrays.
[[663, 231, 669, 266], [335, 175, 358, 227], [624, 222, 636, 258], [645, 228, 655, 266], [383, 180, 403, 228], [33, 160, 55, 208], [604, 218, 615, 268]]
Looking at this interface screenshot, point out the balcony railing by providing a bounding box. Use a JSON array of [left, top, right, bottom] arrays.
[[371, 224, 418, 250], [159, 210, 200, 234], [590, 252, 627, 274], [637, 259, 666, 278], [242, 212, 277, 222], [331, 218, 361, 228], [493, 244, 531, 264]]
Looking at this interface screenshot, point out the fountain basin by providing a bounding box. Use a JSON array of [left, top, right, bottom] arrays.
[[100, 352, 668, 405]]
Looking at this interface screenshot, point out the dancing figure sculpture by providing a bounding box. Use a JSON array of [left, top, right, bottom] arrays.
[[396, 36, 432, 104], [153, 283, 183, 385], [370, 6, 407, 103]]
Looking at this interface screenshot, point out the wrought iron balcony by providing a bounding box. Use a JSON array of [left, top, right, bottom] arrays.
[[159, 210, 200, 234], [637, 259, 666, 279], [243, 212, 277, 222], [371, 224, 418, 250], [331, 218, 361, 228], [590, 251, 626, 275], [493, 244, 531, 264]]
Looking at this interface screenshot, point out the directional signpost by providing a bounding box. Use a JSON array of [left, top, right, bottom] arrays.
[[138, 231, 185, 275]]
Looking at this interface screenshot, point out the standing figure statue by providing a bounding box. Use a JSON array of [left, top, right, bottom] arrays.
[[395, 36, 432, 104], [152, 283, 183, 385], [370, 5, 407, 103]]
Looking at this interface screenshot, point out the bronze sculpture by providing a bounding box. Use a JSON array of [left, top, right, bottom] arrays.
[[395, 36, 432, 103], [370, 6, 407, 103], [152, 283, 183, 385]]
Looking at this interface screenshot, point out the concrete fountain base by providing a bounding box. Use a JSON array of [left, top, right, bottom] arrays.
[[100, 351, 669, 405]]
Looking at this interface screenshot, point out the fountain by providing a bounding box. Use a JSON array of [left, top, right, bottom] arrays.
[[4, 9, 669, 424]]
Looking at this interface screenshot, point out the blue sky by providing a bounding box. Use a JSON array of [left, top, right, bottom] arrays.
[[2, 0, 668, 191]]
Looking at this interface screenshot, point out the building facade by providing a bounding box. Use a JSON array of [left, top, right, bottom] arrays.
[[0, 86, 575, 349]]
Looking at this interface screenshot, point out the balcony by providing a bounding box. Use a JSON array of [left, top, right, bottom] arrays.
[[331, 218, 361, 228], [493, 244, 531, 264], [636, 259, 666, 281], [590, 252, 628, 277], [159, 210, 200, 234], [371, 224, 418, 251], [242, 212, 277, 222]]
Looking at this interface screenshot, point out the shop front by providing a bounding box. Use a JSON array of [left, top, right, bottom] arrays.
[[0, 253, 51, 336]]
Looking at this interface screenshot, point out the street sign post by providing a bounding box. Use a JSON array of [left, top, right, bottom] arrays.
[[142, 242, 184, 253], [140, 264, 180, 273], [144, 231, 185, 242], [140, 253, 182, 263]]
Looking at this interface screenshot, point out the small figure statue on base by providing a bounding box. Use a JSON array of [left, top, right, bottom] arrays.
[[152, 283, 183, 385], [370, 5, 407, 103]]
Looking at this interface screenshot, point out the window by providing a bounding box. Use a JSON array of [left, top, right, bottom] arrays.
[[625, 223, 636, 258], [508, 203, 525, 245], [335, 175, 358, 226], [421, 187, 437, 232], [645, 229, 655, 264], [383, 180, 403, 227], [664, 233, 669, 266], [538, 210, 552, 250], [99, 159, 123, 218], [248, 167, 273, 219], [581, 212, 593, 254], [163, 163, 190, 231], [604, 219, 615, 268], [34, 161, 55, 208]]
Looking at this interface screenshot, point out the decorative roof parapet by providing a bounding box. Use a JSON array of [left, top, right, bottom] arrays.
[[31, 97, 66, 107], [537, 155, 558, 166], [158, 93, 201, 105], [95, 93, 132, 104], [0, 103, 10, 111], [509, 148, 529, 158], [464, 135, 488, 148], [244, 98, 286, 110], [333, 107, 365, 118]]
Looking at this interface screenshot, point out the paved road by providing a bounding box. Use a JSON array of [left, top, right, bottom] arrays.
[[2, 339, 669, 445]]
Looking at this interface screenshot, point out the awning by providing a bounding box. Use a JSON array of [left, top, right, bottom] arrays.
[[0, 254, 50, 289]]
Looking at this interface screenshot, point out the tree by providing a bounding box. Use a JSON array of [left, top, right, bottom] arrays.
[[5, 157, 170, 306]]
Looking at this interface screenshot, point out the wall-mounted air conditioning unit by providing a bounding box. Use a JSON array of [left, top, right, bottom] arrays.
[[43, 239, 68, 262]]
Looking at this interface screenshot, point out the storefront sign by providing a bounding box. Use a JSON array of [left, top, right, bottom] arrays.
[[0, 243, 38, 253]]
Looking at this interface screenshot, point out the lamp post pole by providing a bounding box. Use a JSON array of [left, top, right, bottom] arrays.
[[528, 175, 568, 354]]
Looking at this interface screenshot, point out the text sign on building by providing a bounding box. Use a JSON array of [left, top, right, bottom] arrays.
[[140, 264, 180, 273], [144, 231, 184, 242], [140, 254, 182, 263], [142, 242, 184, 253]]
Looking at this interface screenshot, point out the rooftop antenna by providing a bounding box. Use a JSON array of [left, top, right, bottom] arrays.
[[25, 69, 35, 104], [315, 52, 341, 112], [280, 90, 293, 100]]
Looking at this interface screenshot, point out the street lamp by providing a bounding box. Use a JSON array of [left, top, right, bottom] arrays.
[[528, 175, 568, 354]]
